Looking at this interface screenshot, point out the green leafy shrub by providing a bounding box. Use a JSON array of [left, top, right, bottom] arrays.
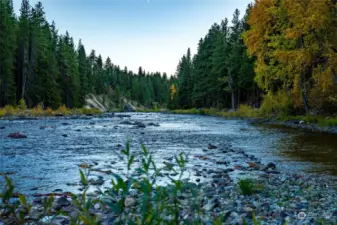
[[259, 91, 294, 116], [318, 117, 337, 127], [238, 179, 263, 196], [18, 99, 27, 111], [238, 179, 254, 195]]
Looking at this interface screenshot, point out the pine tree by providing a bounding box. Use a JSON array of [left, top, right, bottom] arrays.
[[0, 0, 17, 106], [77, 39, 89, 105], [15, 0, 30, 102]]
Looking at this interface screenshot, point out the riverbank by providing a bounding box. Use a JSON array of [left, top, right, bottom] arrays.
[[0, 104, 103, 119], [171, 108, 337, 134], [1, 113, 337, 224], [1, 140, 337, 224]]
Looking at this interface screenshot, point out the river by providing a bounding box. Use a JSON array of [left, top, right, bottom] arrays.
[[0, 113, 336, 195]]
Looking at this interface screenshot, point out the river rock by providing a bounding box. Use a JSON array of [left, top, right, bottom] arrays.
[[147, 122, 160, 127], [8, 132, 27, 139], [120, 120, 133, 125], [50, 215, 70, 225], [208, 143, 218, 149], [62, 205, 77, 213], [263, 162, 276, 171], [56, 196, 71, 207], [124, 197, 136, 207], [89, 178, 104, 185], [33, 197, 42, 204], [0, 126, 5, 129], [134, 121, 146, 128]]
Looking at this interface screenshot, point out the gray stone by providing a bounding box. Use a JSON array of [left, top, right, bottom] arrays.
[[124, 197, 136, 207], [56, 196, 71, 207], [8, 132, 27, 139]]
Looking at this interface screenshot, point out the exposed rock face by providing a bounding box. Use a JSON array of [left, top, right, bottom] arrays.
[[85, 94, 108, 112]]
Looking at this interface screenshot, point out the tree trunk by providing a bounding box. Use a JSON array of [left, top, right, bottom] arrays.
[[300, 69, 309, 113], [27, 32, 35, 107], [231, 90, 236, 110], [312, 29, 337, 84], [237, 88, 240, 107], [228, 70, 235, 110], [298, 35, 309, 113], [21, 43, 27, 100]]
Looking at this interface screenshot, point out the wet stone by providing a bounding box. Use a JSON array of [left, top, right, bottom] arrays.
[[8, 132, 27, 139], [56, 196, 71, 207]]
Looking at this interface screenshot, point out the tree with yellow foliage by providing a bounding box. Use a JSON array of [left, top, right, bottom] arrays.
[[170, 84, 177, 101], [244, 0, 337, 113]]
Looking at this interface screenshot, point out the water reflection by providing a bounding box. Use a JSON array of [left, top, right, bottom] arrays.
[[264, 124, 337, 176]]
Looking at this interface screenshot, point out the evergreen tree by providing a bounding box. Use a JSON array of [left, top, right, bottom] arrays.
[[77, 39, 89, 106], [0, 0, 17, 106], [15, 0, 30, 102]]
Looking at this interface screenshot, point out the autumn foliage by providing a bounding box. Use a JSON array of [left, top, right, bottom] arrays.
[[244, 0, 337, 114], [170, 84, 177, 100]]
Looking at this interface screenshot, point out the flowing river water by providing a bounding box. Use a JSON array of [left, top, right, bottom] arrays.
[[0, 113, 336, 196]]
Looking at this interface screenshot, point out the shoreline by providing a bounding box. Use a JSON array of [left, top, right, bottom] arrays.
[[2, 110, 337, 134], [248, 118, 337, 134], [168, 109, 337, 135], [1, 140, 337, 224], [1, 113, 337, 224]]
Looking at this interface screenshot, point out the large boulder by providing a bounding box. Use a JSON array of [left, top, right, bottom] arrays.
[[123, 102, 136, 112]]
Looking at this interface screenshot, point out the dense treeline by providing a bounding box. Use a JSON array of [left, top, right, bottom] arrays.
[[172, 7, 257, 110], [173, 0, 337, 115], [0, 0, 172, 109], [2, 0, 337, 115]]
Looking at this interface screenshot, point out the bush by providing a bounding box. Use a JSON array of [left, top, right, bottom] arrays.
[[3, 105, 16, 116], [55, 104, 70, 115], [0, 108, 6, 118], [238, 179, 254, 195], [318, 117, 337, 127], [259, 91, 294, 116], [45, 107, 54, 116], [18, 99, 27, 111], [80, 108, 103, 115], [237, 105, 259, 118], [238, 179, 263, 196], [31, 104, 45, 116]]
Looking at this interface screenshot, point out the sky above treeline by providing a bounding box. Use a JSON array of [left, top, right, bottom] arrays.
[[13, 0, 252, 75]]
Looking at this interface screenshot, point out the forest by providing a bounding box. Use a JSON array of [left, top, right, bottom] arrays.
[[173, 0, 337, 116], [0, 0, 172, 110], [1, 0, 337, 116]]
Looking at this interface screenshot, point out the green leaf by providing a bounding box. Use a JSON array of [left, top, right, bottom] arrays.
[[141, 144, 148, 155], [79, 169, 88, 186], [19, 194, 27, 206], [128, 155, 135, 170]]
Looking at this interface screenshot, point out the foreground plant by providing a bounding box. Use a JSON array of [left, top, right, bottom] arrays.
[[1, 142, 264, 225]]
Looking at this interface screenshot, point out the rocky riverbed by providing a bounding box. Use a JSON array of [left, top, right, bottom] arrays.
[[5, 142, 337, 225], [1, 113, 337, 224]]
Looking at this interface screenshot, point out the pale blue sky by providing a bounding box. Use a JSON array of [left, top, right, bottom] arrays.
[[13, 0, 252, 75]]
